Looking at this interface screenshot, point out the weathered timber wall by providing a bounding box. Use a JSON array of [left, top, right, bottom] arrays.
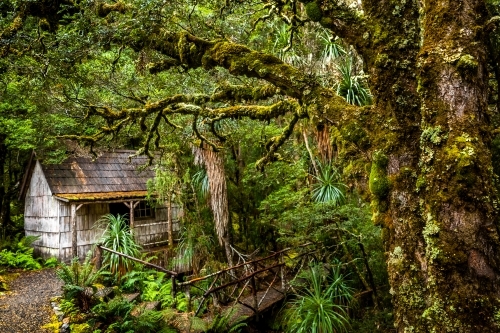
[[58, 202, 108, 262], [58, 202, 181, 262], [24, 161, 61, 259], [134, 205, 181, 248]]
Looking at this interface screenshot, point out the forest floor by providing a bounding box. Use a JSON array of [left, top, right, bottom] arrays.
[[0, 269, 62, 333]]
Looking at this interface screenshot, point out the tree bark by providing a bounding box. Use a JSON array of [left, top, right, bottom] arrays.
[[354, 0, 500, 331]]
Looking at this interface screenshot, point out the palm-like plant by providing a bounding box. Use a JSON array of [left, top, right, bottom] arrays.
[[319, 32, 346, 62], [97, 214, 141, 281], [56, 255, 104, 311], [192, 168, 210, 200], [311, 162, 347, 205], [336, 57, 372, 106], [284, 264, 353, 333]]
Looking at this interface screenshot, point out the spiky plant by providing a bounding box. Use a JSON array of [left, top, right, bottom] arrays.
[[284, 264, 353, 333], [192, 168, 210, 200], [97, 214, 141, 281], [336, 57, 372, 106], [311, 162, 347, 205], [56, 254, 104, 311], [319, 32, 346, 62]]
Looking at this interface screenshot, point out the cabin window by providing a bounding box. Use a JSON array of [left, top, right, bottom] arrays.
[[134, 201, 154, 219]]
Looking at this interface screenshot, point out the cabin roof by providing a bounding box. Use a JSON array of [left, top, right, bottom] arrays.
[[40, 150, 154, 196]]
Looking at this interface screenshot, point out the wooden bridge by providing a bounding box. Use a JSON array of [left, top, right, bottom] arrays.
[[95, 243, 315, 324]]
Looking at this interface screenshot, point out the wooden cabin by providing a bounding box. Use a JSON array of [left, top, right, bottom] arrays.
[[19, 150, 181, 262]]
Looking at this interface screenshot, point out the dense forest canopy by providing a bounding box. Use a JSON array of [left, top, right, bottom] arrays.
[[3, 0, 500, 332]]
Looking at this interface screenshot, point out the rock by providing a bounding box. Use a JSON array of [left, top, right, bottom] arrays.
[[60, 322, 70, 333]]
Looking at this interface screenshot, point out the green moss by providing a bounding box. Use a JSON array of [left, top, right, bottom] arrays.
[[421, 126, 446, 145], [456, 54, 478, 72], [340, 122, 370, 149], [369, 150, 390, 198], [492, 135, 500, 177], [423, 213, 441, 263], [305, 2, 323, 22], [375, 53, 391, 68]]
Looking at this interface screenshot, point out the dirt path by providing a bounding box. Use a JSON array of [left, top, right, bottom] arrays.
[[0, 269, 63, 333]]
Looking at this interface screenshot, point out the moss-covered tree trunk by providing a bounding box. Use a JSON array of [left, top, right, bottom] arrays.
[[349, 0, 500, 331]]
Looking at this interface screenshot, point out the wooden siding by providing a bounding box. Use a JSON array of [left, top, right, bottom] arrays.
[[57, 201, 181, 262], [24, 161, 60, 259], [58, 202, 108, 262]]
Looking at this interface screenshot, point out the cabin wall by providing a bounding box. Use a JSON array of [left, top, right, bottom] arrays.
[[24, 162, 61, 259], [58, 203, 108, 262], [133, 205, 181, 248], [56, 202, 181, 262]]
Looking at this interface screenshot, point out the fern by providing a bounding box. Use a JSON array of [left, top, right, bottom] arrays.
[[207, 308, 248, 333], [56, 254, 104, 311]]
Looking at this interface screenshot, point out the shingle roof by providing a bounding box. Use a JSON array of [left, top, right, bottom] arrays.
[[41, 150, 154, 195]]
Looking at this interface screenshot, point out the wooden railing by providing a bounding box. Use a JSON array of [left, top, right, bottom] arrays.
[[95, 242, 315, 318]]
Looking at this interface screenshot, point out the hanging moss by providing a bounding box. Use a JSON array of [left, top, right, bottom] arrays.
[[305, 2, 323, 22]]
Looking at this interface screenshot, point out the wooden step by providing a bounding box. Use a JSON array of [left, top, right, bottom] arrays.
[[131, 301, 160, 316], [123, 292, 140, 302]]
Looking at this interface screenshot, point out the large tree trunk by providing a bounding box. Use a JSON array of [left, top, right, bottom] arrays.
[[355, 0, 500, 331]]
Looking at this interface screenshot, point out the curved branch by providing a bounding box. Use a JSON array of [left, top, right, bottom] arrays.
[[256, 112, 301, 169]]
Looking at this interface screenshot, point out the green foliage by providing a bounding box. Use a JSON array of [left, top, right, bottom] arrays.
[[92, 297, 175, 333], [192, 168, 210, 200], [0, 249, 41, 270], [283, 264, 353, 333], [311, 161, 347, 205], [206, 308, 247, 333], [44, 257, 59, 268], [56, 254, 104, 311], [0, 235, 42, 270], [336, 57, 372, 106], [319, 32, 346, 61], [97, 214, 142, 281]]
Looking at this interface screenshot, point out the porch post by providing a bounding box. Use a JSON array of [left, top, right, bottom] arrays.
[[71, 203, 76, 258], [129, 201, 134, 230], [71, 203, 83, 259]]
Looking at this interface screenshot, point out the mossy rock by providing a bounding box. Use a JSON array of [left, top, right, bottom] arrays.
[[305, 2, 323, 22]]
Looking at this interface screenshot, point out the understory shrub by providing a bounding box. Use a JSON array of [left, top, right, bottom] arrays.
[[56, 254, 104, 312], [283, 263, 354, 333], [97, 214, 142, 282], [0, 235, 42, 270]]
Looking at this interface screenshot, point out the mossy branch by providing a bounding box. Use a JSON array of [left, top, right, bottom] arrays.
[[305, 1, 367, 49], [256, 112, 301, 169], [128, 30, 316, 100]]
